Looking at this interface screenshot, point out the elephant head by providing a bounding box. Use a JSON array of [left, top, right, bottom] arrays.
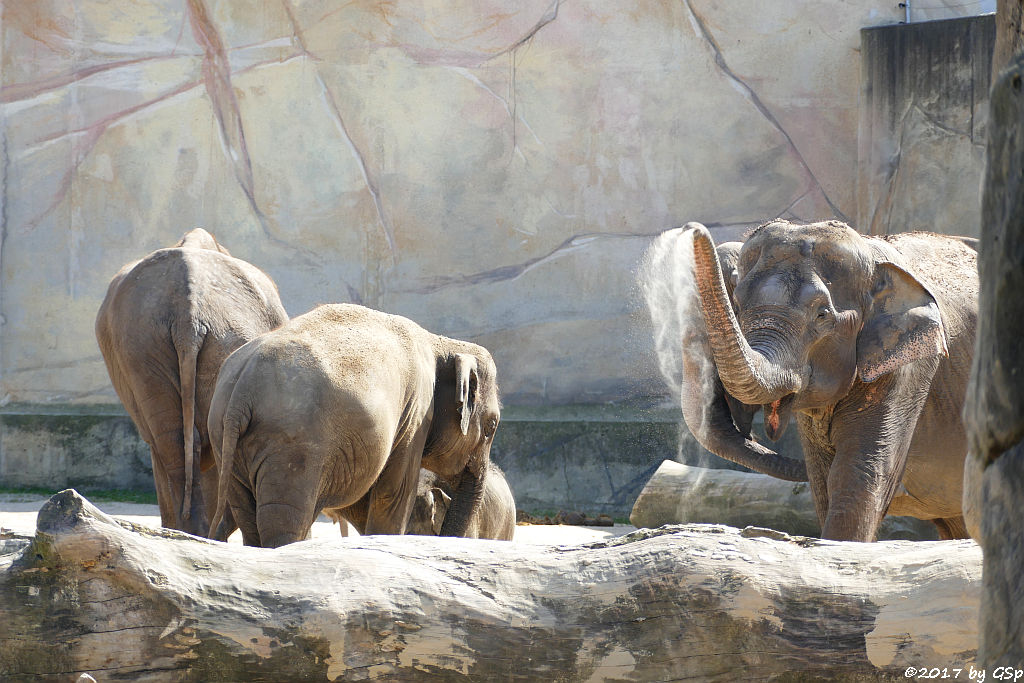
[[422, 342, 501, 537], [679, 220, 947, 484]]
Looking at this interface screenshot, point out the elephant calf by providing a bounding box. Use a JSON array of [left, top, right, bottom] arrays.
[[412, 463, 516, 540], [95, 228, 288, 537], [328, 463, 516, 540], [208, 303, 502, 548]]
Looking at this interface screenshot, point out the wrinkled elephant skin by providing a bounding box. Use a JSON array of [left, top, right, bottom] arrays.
[[95, 229, 288, 537], [208, 304, 501, 548], [679, 220, 977, 541]]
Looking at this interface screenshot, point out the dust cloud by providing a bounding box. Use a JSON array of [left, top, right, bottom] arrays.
[[637, 225, 720, 467]]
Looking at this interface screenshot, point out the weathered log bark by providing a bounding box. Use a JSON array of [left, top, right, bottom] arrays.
[[631, 460, 940, 541], [965, 51, 1024, 668], [994, 0, 1024, 79], [0, 490, 981, 681]]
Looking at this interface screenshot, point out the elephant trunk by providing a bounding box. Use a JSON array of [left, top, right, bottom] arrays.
[[691, 226, 802, 405], [439, 464, 485, 537], [680, 359, 807, 482]]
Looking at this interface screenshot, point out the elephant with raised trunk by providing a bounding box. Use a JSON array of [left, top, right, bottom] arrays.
[[207, 303, 501, 548], [95, 228, 288, 537], [677, 220, 977, 541]]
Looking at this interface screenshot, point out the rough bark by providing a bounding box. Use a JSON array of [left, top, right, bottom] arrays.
[[993, 0, 1024, 78], [0, 490, 982, 681], [631, 460, 940, 541], [966, 51, 1024, 668]]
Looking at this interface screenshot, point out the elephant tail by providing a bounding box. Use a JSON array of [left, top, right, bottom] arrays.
[[176, 332, 203, 522], [209, 402, 249, 541]]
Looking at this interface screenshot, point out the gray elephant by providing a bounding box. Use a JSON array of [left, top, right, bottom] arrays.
[[95, 228, 288, 537], [207, 303, 501, 548], [328, 463, 516, 540], [414, 463, 516, 540], [677, 220, 977, 541]]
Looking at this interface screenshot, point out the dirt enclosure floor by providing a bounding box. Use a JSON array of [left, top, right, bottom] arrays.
[[0, 493, 635, 546]]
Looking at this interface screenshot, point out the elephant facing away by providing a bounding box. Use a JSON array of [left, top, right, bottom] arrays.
[[207, 303, 502, 548], [95, 229, 288, 537], [675, 220, 977, 541]]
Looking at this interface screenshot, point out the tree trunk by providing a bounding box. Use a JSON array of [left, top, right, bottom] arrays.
[[0, 490, 981, 682], [631, 460, 941, 541], [966, 48, 1024, 669], [993, 0, 1024, 78]]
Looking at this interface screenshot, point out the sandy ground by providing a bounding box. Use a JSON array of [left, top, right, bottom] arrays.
[[0, 493, 635, 546]]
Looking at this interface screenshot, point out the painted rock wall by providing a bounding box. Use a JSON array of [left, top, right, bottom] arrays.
[[0, 0, 991, 408]]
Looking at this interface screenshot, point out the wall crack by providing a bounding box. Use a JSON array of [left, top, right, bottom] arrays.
[[682, 0, 850, 224]]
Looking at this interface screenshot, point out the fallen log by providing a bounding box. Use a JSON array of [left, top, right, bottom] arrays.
[[631, 460, 941, 540], [0, 490, 980, 681]]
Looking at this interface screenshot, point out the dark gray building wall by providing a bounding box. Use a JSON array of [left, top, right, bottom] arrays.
[[857, 14, 995, 237]]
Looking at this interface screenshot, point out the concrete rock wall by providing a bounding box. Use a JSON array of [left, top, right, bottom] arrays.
[[0, 0, 990, 408], [0, 2, 993, 497]]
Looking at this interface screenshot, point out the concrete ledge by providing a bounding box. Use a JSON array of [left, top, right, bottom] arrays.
[[0, 404, 152, 492], [0, 402, 803, 517]]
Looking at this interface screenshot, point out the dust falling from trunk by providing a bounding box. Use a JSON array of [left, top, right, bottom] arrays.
[[637, 226, 717, 465]]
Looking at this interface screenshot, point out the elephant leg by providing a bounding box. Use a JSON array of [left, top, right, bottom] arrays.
[[796, 414, 835, 530], [200, 461, 235, 540], [330, 492, 370, 536], [148, 447, 178, 529], [256, 498, 315, 548], [228, 476, 260, 547], [365, 424, 429, 535], [132, 384, 210, 536], [824, 364, 934, 542], [932, 516, 969, 540], [251, 450, 321, 548]]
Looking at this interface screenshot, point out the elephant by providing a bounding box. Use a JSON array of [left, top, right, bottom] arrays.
[[95, 228, 288, 537], [328, 463, 516, 540], [676, 219, 977, 541], [207, 303, 502, 548]]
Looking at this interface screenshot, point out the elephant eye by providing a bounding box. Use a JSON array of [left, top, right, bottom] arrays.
[[484, 417, 498, 438]]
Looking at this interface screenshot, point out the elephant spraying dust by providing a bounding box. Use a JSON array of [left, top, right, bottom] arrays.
[[207, 303, 502, 548], [95, 229, 288, 537], [650, 220, 977, 541]]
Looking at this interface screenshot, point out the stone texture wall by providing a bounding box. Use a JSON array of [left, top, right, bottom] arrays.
[[0, 0, 991, 410], [0, 2, 993, 498]]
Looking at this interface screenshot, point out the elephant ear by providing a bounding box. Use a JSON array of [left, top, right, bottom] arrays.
[[454, 354, 479, 435], [858, 259, 947, 383]]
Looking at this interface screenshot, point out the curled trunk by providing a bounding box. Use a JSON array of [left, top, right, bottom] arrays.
[[690, 225, 802, 405], [679, 224, 807, 482], [438, 464, 485, 537]]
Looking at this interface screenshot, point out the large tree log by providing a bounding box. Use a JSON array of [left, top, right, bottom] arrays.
[[631, 460, 940, 541], [0, 490, 980, 682]]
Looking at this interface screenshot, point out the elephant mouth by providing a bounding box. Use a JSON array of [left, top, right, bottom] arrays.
[[763, 394, 795, 442]]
